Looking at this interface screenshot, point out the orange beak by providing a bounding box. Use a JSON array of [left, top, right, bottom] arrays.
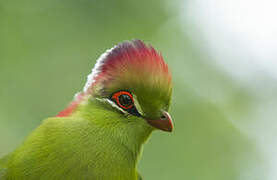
[[146, 112, 173, 132]]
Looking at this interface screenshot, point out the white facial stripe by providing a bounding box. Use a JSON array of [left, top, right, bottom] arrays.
[[95, 97, 128, 115], [96, 94, 145, 117], [132, 94, 144, 116]]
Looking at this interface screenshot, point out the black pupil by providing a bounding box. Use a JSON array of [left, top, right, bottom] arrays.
[[118, 94, 132, 107]]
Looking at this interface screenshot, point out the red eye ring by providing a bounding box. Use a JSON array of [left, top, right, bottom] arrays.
[[111, 91, 134, 110]]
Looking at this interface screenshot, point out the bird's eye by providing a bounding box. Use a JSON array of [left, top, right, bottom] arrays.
[[110, 90, 142, 117], [118, 94, 133, 108], [111, 91, 134, 110]]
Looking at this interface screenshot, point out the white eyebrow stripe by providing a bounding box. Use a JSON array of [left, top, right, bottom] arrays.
[[132, 94, 144, 116], [96, 95, 145, 117], [95, 97, 128, 115]]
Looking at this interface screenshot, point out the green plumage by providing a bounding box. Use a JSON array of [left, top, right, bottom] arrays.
[[0, 40, 173, 180], [1, 99, 152, 180]]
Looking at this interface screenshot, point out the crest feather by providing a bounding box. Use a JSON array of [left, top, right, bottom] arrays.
[[84, 39, 171, 95], [57, 40, 172, 117]]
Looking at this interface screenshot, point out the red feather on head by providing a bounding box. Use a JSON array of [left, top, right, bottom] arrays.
[[57, 40, 172, 117], [84, 39, 171, 95]]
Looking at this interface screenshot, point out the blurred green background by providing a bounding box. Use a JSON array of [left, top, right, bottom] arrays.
[[1, 0, 274, 179]]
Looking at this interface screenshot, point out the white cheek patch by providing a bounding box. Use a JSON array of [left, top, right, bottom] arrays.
[[132, 94, 144, 116], [96, 95, 145, 117], [95, 97, 128, 115]]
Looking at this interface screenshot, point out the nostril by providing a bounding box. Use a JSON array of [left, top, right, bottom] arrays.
[[161, 114, 166, 120]]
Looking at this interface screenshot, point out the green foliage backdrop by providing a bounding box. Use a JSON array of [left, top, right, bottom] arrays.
[[0, 0, 265, 179]]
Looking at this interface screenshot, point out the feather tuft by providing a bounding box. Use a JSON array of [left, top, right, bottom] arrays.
[[57, 39, 172, 117], [83, 39, 172, 95]]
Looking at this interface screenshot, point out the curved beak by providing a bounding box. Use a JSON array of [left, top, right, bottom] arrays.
[[146, 112, 173, 132]]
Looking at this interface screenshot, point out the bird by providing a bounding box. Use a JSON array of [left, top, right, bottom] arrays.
[[0, 39, 173, 180]]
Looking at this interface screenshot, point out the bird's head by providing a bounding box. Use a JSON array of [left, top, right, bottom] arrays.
[[58, 40, 173, 132]]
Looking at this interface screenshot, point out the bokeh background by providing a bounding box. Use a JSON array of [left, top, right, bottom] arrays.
[[1, 0, 276, 179]]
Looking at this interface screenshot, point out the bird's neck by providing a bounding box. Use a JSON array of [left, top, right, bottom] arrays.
[[72, 98, 153, 176], [94, 124, 152, 179]]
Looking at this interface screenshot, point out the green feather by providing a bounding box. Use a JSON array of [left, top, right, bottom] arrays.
[[1, 98, 152, 180], [1, 40, 172, 179]]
